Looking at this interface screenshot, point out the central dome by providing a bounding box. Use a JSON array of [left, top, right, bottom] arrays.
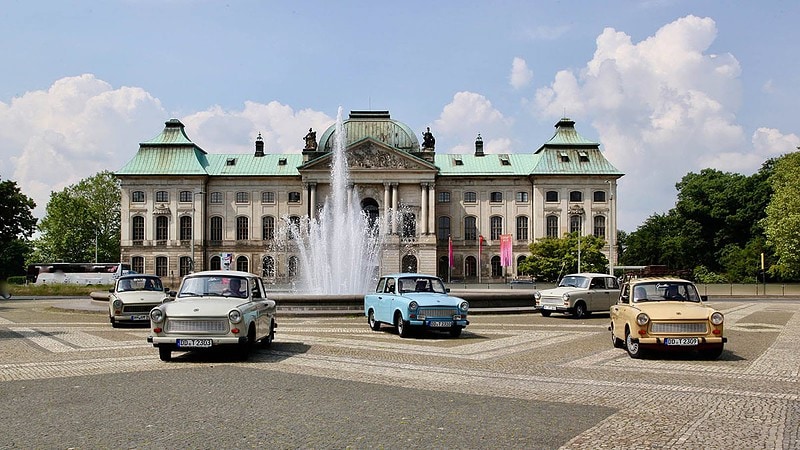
[[317, 110, 421, 153]]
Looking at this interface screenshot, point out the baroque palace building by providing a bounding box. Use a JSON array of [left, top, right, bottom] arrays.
[[116, 110, 623, 283]]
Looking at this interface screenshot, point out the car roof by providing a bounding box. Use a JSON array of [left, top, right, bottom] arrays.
[[119, 274, 159, 279], [629, 277, 693, 284], [185, 270, 256, 278], [563, 273, 615, 277], [383, 273, 441, 278]]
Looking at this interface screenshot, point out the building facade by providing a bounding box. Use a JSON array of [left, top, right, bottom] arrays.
[[116, 111, 623, 283]]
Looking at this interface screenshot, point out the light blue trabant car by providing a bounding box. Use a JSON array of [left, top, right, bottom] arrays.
[[147, 270, 277, 361], [364, 273, 469, 338]]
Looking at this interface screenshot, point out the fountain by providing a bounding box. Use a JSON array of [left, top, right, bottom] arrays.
[[281, 107, 386, 294]]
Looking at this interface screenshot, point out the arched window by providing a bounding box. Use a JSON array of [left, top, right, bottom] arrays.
[[464, 256, 477, 278], [132, 216, 144, 241], [155, 216, 168, 241], [286, 216, 301, 240], [262, 256, 275, 277], [262, 216, 275, 240], [570, 215, 582, 234], [288, 256, 298, 277], [180, 215, 192, 241], [210, 216, 223, 241], [402, 213, 416, 238], [569, 190, 583, 202], [210, 255, 221, 270], [155, 256, 168, 277], [593, 215, 606, 239], [491, 255, 502, 277], [437, 216, 451, 240], [464, 216, 477, 241], [546, 216, 559, 238], [516, 216, 529, 241], [490, 216, 503, 240], [361, 198, 379, 229], [402, 255, 418, 273], [516, 255, 528, 276], [131, 256, 144, 274], [236, 255, 249, 272], [180, 256, 192, 276], [236, 216, 249, 241]]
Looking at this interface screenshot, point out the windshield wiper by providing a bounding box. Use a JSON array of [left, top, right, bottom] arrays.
[[179, 292, 204, 297]]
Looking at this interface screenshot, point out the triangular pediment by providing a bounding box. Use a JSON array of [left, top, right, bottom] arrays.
[[299, 137, 437, 172]]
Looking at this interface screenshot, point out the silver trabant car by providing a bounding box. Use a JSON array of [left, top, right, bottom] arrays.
[[534, 273, 620, 319], [147, 270, 277, 361], [108, 274, 168, 328]]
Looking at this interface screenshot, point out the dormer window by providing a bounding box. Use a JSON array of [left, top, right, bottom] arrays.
[[453, 155, 464, 166], [499, 154, 511, 166], [559, 152, 569, 162], [578, 151, 589, 162], [278, 158, 287, 166], [226, 158, 237, 166]]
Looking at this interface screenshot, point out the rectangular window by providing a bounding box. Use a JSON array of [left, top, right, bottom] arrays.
[[464, 192, 477, 203], [437, 192, 451, 203], [131, 256, 144, 274], [593, 191, 607, 202], [236, 192, 249, 204], [546, 216, 558, 238], [179, 191, 192, 203], [288, 192, 301, 203], [131, 191, 145, 203], [155, 256, 168, 277], [545, 191, 559, 202], [515, 192, 529, 203], [210, 192, 223, 204], [490, 216, 502, 240], [464, 217, 477, 241], [262, 191, 275, 204], [490, 192, 503, 203], [516, 216, 529, 240], [155, 191, 169, 202], [210, 217, 223, 241], [236, 217, 249, 240]]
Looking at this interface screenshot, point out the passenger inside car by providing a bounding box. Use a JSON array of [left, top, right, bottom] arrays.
[[633, 286, 648, 302], [118, 279, 132, 291]]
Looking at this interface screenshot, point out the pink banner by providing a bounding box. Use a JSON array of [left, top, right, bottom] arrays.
[[500, 234, 513, 267]]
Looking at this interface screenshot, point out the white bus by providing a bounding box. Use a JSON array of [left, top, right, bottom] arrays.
[[26, 262, 133, 285]]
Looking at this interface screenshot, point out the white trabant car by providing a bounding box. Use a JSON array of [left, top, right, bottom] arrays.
[[609, 277, 726, 359], [108, 274, 169, 328], [534, 273, 620, 319], [147, 270, 277, 361]]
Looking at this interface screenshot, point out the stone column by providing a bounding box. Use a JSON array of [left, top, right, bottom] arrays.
[[420, 183, 428, 235], [428, 182, 436, 236], [383, 182, 391, 235], [308, 182, 317, 220], [391, 183, 398, 235]]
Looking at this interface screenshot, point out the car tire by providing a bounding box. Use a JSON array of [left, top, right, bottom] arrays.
[[625, 328, 644, 359], [110, 317, 119, 328], [238, 327, 255, 360], [368, 310, 381, 331], [158, 346, 172, 362], [261, 321, 275, 348], [540, 310, 552, 317], [573, 302, 589, 319], [449, 327, 462, 338], [396, 312, 410, 338], [610, 324, 624, 348]]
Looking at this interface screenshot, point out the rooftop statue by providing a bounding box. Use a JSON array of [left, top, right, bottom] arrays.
[[304, 128, 318, 150], [422, 127, 435, 150]]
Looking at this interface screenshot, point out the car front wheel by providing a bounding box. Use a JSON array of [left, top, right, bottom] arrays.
[[625, 329, 644, 359], [396, 312, 410, 338], [540, 310, 552, 317], [368, 310, 381, 331], [573, 302, 589, 319]]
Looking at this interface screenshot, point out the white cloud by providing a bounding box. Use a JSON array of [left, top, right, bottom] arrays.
[[509, 57, 533, 90], [531, 15, 782, 231], [433, 91, 512, 153], [0, 74, 165, 220]]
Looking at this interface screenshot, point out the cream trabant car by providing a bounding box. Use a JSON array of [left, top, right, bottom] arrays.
[[147, 270, 277, 362], [534, 273, 620, 318], [108, 274, 169, 327], [609, 277, 726, 359]]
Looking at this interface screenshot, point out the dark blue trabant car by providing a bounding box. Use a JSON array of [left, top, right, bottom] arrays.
[[364, 273, 469, 338]]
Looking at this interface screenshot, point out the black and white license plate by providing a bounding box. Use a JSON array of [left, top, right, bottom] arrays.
[[664, 337, 699, 346], [130, 314, 149, 321], [429, 321, 453, 328], [177, 339, 213, 348], [543, 305, 556, 310]]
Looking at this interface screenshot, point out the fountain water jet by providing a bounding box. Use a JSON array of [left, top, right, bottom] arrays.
[[281, 107, 386, 294]]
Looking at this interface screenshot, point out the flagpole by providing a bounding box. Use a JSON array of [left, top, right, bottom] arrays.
[[448, 235, 452, 283]]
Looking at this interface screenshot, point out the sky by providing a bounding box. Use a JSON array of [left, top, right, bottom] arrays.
[[1, 0, 799, 232]]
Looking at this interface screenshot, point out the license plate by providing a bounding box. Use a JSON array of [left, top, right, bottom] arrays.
[[177, 339, 213, 348], [429, 321, 452, 327], [543, 305, 556, 310], [130, 314, 149, 321], [664, 337, 699, 346]]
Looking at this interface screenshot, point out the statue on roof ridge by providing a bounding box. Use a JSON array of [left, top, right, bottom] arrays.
[[422, 127, 435, 150], [304, 128, 318, 151]]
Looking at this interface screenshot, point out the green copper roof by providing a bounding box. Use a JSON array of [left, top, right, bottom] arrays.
[[535, 117, 599, 151], [317, 110, 421, 154], [435, 153, 540, 176], [141, 118, 204, 149], [205, 154, 303, 176]]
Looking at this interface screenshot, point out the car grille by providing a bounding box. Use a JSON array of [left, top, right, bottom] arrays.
[[539, 297, 563, 306], [650, 322, 707, 334], [122, 304, 158, 314], [418, 307, 458, 318], [165, 319, 229, 333]]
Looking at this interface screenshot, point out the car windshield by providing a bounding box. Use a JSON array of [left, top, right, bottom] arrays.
[[631, 282, 701, 303], [397, 277, 447, 294], [558, 276, 589, 289], [177, 276, 249, 299], [117, 277, 163, 292]]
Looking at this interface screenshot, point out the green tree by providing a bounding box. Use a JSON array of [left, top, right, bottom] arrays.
[[0, 178, 37, 278], [519, 232, 609, 281], [32, 171, 121, 263], [763, 151, 800, 279]]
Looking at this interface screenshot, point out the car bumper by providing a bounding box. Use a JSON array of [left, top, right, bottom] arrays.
[[632, 336, 727, 348], [538, 305, 570, 313], [112, 313, 151, 322], [408, 319, 469, 328], [148, 336, 248, 346]]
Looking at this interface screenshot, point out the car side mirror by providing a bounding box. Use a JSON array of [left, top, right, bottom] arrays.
[[620, 295, 628, 303], [701, 295, 708, 302], [446, 288, 451, 293], [168, 290, 177, 298], [164, 287, 170, 293], [108, 288, 114, 293]]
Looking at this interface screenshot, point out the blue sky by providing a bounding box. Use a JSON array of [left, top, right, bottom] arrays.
[[1, 0, 798, 231]]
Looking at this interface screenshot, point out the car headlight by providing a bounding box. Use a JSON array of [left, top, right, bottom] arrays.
[[150, 308, 164, 323], [112, 299, 123, 309], [228, 309, 242, 323], [460, 301, 469, 312], [408, 301, 418, 310], [562, 293, 570, 301], [533, 292, 541, 301], [636, 313, 650, 326], [710, 312, 724, 325]]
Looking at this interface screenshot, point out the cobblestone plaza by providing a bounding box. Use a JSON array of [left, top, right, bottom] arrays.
[[0, 297, 796, 448]]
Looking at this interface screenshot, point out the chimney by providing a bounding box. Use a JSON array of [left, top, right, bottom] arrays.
[[255, 133, 264, 157], [474, 133, 484, 157]]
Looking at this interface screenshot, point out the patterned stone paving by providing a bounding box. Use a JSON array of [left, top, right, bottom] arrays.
[[0, 298, 798, 448]]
